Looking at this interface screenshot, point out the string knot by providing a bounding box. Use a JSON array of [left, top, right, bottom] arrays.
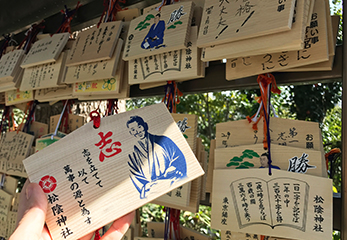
[[90, 110, 101, 129]]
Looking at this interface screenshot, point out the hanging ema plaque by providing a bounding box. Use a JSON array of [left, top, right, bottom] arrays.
[[23, 103, 204, 240], [123, 1, 195, 61], [211, 169, 332, 240]]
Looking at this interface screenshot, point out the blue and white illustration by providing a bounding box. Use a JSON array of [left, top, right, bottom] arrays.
[[127, 116, 187, 199], [141, 13, 166, 50]]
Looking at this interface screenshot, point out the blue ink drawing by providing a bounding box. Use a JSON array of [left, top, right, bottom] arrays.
[[127, 116, 187, 199], [141, 13, 166, 50]]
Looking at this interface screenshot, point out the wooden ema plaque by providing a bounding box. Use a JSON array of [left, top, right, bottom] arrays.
[[128, 26, 201, 84], [147, 221, 210, 240], [0, 131, 34, 177], [138, 56, 205, 89], [20, 51, 68, 91], [23, 103, 204, 240], [28, 121, 49, 139], [171, 113, 198, 153], [216, 117, 323, 151], [0, 49, 25, 82], [5, 210, 17, 238], [197, 0, 295, 48], [73, 59, 124, 96], [64, 38, 123, 84], [0, 82, 16, 93], [206, 139, 215, 194], [154, 139, 202, 213], [211, 169, 332, 240], [49, 114, 85, 133], [201, 0, 311, 62], [221, 231, 290, 240], [123, 1, 194, 61], [66, 21, 123, 66], [77, 62, 130, 101], [0, 189, 13, 238], [152, 113, 198, 208], [214, 144, 325, 177], [34, 85, 74, 102], [36, 136, 61, 152], [151, 182, 191, 208], [5, 89, 34, 106], [283, 13, 339, 72], [3, 175, 19, 196], [21, 33, 70, 68], [225, 0, 328, 80]]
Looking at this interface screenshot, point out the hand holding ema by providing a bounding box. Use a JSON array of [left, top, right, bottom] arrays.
[[9, 179, 134, 240]]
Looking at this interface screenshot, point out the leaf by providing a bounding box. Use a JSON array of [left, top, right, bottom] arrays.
[[250, 151, 260, 157], [183, 134, 188, 138], [230, 156, 242, 162], [242, 149, 259, 158], [226, 162, 239, 167], [145, 14, 155, 21], [236, 165, 248, 169], [167, 25, 176, 29], [174, 21, 183, 25], [241, 161, 254, 167]]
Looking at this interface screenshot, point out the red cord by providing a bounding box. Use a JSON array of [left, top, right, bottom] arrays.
[[90, 110, 101, 129]]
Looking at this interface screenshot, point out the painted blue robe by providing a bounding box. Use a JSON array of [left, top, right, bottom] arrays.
[[128, 133, 187, 198], [141, 20, 166, 49]]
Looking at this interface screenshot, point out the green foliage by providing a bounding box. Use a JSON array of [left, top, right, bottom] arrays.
[[242, 149, 260, 159], [135, 15, 154, 31], [240, 161, 254, 167], [226, 161, 239, 167], [140, 203, 220, 239], [167, 25, 176, 29], [227, 149, 258, 168], [230, 156, 243, 162], [126, 78, 342, 239], [288, 83, 342, 123], [322, 105, 342, 192], [333, 231, 341, 240], [330, 0, 343, 44]]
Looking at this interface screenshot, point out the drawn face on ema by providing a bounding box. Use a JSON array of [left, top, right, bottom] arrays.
[[128, 121, 147, 140], [260, 154, 268, 168], [154, 14, 160, 24]]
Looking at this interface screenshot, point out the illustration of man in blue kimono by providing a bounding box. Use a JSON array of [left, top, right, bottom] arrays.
[[259, 152, 280, 169], [127, 116, 187, 199], [141, 13, 166, 50]]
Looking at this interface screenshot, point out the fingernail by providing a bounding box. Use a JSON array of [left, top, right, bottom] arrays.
[[26, 183, 34, 200]]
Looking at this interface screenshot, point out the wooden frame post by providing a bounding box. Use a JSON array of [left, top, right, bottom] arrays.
[[341, 0, 347, 238]]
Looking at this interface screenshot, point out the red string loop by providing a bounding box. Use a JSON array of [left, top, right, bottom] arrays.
[[246, 73, 281, 149], [90, 110, 101, 129]]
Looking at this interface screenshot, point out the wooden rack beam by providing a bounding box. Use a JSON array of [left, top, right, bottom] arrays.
[[130, 45, 343, 97]]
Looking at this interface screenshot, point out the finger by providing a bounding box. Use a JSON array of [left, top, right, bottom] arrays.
[[41, 225, 54, 240], [9, 181, 48, 240], [101, 211, 135, 240]]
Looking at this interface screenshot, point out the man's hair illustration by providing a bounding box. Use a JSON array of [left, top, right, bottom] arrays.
[[126, 116, 149, 132], [261, 152, 268, 158]]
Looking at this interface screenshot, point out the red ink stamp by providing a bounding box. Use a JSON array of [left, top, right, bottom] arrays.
[[39, 175, 57, 193], [95, 131, 122, 162]]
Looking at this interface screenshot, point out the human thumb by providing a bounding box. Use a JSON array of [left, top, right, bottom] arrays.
[[10, 181, 48, 240]]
